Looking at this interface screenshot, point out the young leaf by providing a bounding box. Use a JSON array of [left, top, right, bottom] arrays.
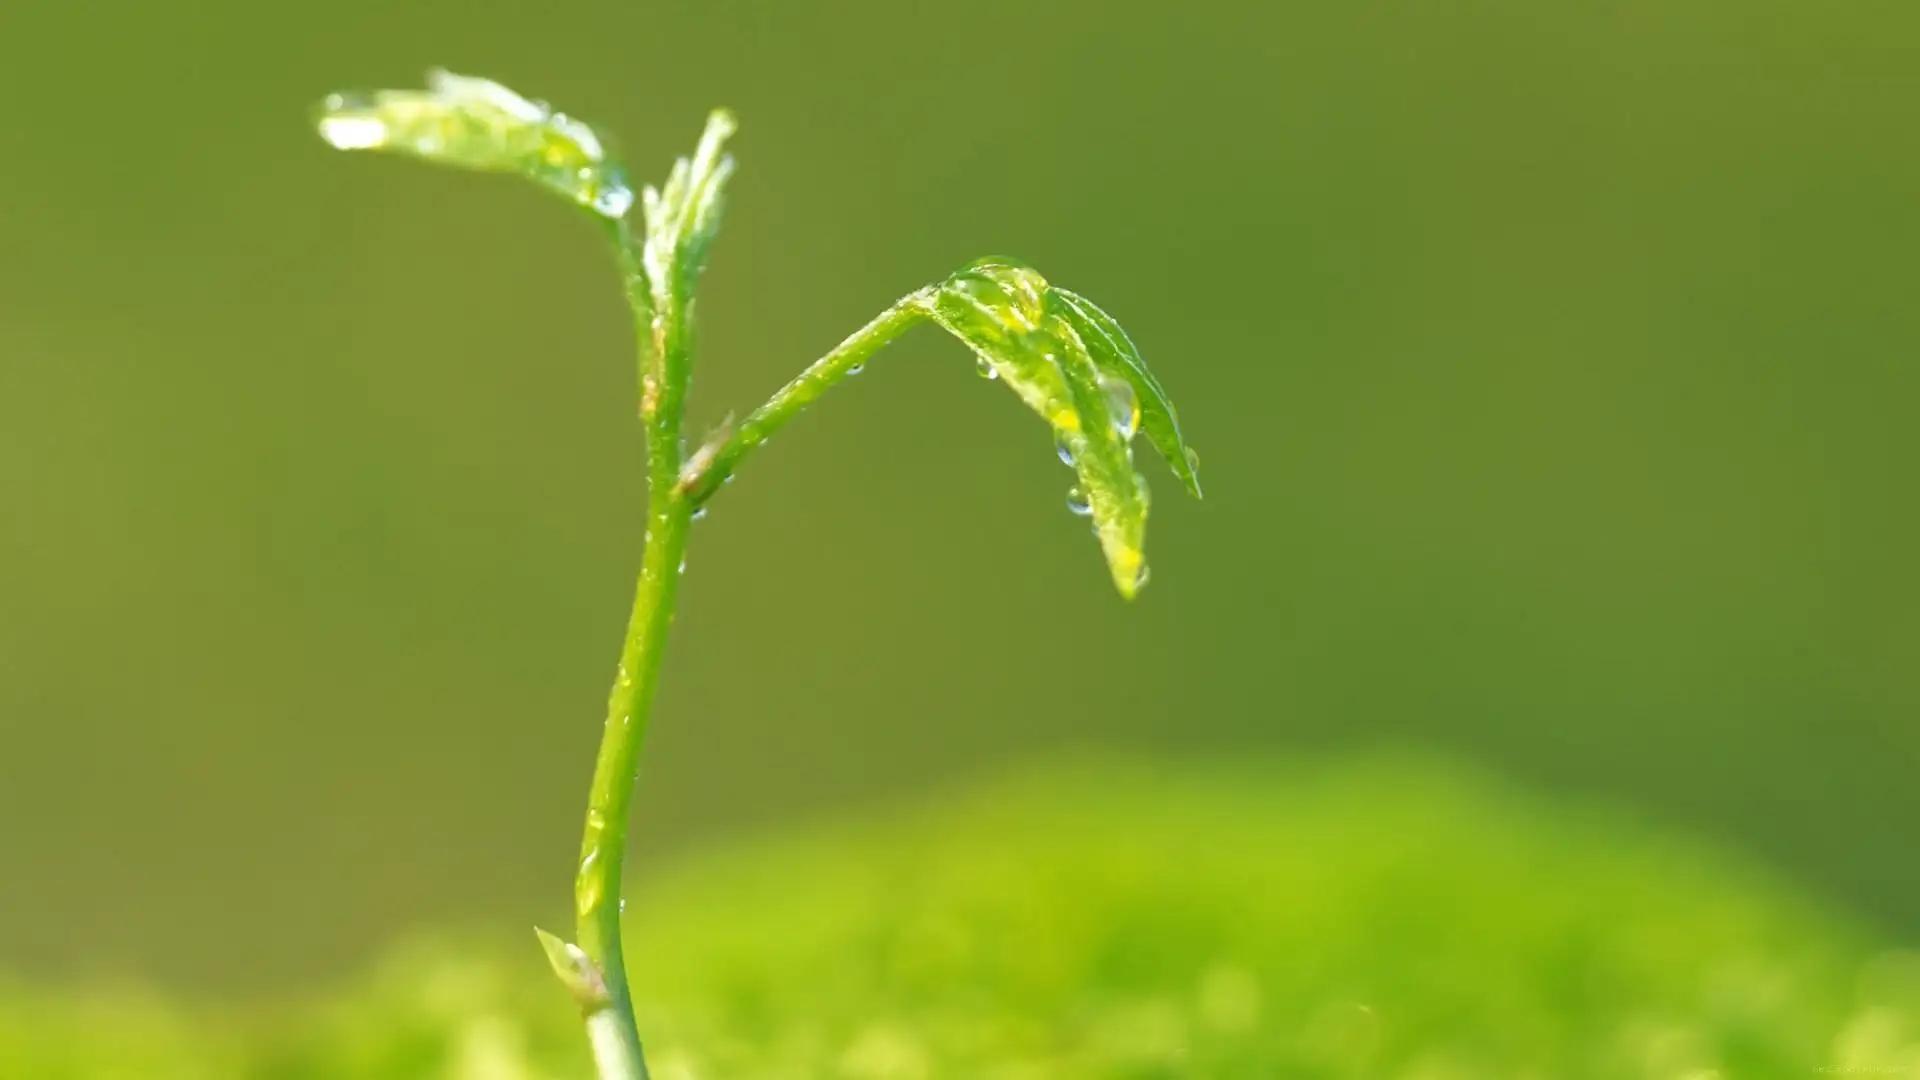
[[923, 257, 1174, 598], [928, 259, 1074, 423], [1051, 288, 1203, 498], [1048, 308, 1152, 597], [637, 110, 738, 305], [314, 70, 634, 219]]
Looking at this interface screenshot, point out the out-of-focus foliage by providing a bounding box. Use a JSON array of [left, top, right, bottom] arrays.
[[7, 759, 1920, 1078]]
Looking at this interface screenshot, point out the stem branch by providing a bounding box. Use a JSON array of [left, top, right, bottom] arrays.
[[677, 288, 934, 503], [559, 194, 927, 1080]]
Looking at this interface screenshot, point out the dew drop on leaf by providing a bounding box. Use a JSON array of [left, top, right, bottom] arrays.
[[1102, 376, 1140, 441], [975, 357, 998, 380], [954, 258, 1049, 331], [316, 99, 388, 149], [1066, 486, 1092, 516]]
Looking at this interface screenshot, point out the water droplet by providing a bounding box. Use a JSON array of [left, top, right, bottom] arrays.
[[1066, 486, 1092, 516], [1055, 432, 1076, 466], [590, 181, 636, 219], [691, 506, 708, 521], [1133, 563, 1152, 590], [1184, 446, 1202, 473], [946, 259, 1049, 333], [576, 867, 602, 920], [847, 362, 865, 375], [1102, 376, 1140, 440], [678, 557, 688, 573], [975, 357, 998, 380], [317, 111, 388, 151], [971, 260, 1049, 328]]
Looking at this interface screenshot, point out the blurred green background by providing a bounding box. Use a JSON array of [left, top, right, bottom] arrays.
[[1, 0, 1915, 1004]]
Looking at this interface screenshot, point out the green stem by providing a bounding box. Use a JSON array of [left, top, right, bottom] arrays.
[[562, 192, 921, 1079], [572, 486, 686, 1080], [677, 288, 934, 504], [564, 221, 700, 1080]]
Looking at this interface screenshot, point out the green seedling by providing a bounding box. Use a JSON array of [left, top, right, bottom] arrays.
[[315, 70, 1201, 1078]]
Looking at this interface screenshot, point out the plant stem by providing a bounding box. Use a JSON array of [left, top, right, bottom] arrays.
[[677, 288, 934, 504], [565, 221, 700, 1080], [572, 489, 686, 1079], [564, 200, 925, 1079]]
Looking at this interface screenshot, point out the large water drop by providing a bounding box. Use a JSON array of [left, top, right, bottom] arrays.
[[1102, 376, 1140, 441]]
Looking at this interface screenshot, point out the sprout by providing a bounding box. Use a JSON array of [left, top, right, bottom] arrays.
[[316, 71, 1203, 1077]]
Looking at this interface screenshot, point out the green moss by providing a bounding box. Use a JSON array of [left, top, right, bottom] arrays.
[[9, 758, 1920, 1077]]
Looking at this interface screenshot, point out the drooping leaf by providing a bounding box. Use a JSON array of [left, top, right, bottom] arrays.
[[926, 258, 1072, 422], [922, 257, 1176, 597], [1052, 288, 1202, 498], [314, 70, 634, 219], [1048, 307, 1152, 597]]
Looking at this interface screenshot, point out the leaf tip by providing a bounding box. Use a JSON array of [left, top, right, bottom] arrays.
[[1102, 538, 1150, 600], [704, 107, 740, 139], [313, 92, 384, 151]]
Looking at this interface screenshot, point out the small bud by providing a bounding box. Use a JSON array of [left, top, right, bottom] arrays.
[[535, 927, 611, 1011]]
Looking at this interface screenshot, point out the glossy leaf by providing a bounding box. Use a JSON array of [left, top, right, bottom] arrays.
[[927, 259, 1072, 422], [1048, 308, 1152, 597], [315, 70, 634, 219], [923, 258, 1187, 597], [1052, 288, 1203, 498]]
